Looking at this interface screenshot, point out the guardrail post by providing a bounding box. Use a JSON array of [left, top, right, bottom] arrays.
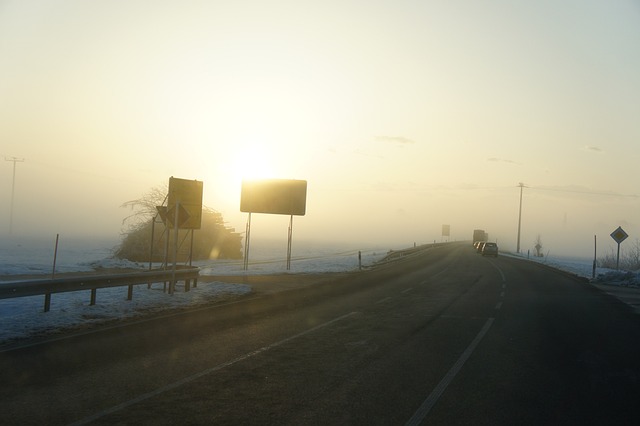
[[185, 278, 191, 292], [127, 284, 133, 300], [44, 293, 51, 312], [90, 289, 97, 306]]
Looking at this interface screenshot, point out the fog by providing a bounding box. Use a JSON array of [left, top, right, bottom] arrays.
[[1, 1, 639, 260], [3, 168, 636, 261]]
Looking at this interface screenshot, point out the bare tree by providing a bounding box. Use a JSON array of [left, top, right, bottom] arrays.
[[598, 238, 640, 271], [120, 185, 168, 232], [116, 184, 242, 261]]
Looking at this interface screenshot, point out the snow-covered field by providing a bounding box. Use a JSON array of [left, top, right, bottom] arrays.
[[1, 239, 637, 347], [506, 252, 640, 287]]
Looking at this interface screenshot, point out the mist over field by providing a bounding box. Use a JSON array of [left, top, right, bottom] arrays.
[[1, 1, 638, 260]]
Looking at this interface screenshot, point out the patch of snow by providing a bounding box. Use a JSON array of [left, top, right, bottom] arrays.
[[592, 270, 640, 288], [0, 281, 251, 346], [504, 251, 640, 287]]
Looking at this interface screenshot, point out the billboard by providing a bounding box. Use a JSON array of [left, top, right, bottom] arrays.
[[240, 179, 307, 216], [167, 177, 203, 229]]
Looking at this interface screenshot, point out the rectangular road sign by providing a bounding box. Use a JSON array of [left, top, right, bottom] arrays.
[[240, 179, 307, 216], [167, 177, 203, 229]]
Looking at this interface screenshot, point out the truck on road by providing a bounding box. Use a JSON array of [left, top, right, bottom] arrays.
[[473, 229, 488, 245]]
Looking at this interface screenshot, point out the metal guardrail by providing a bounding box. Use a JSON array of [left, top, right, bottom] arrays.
[[0, 267, 200, 312]]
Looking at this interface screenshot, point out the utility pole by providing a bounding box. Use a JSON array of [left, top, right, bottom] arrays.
[[5, 156, 25, 235], [516, 182, 526, 253]]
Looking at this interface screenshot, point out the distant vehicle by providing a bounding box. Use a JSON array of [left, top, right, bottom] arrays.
[[472, 229, 486, 245], [481, 242, 498, 257]]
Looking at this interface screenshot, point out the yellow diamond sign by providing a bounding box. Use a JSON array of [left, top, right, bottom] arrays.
[[610, 226, 629, 244]]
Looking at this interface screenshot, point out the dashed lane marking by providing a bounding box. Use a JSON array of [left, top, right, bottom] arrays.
[[487, 259, 506, 282], [405, 317, 495, 426]]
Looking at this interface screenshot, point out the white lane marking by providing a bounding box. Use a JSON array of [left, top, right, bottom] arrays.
[[502, 283, 506, 289], [402, 288, 414, 294], [440, 315, 488, 320], [500, 291, 505, 297], [433, 266, 452, 279], [495, 302, 503, 310], [69, 312, 359, 426], [487, 259, 506, 282], [376, 297, 394, 304], [405, 318, 495, 426]]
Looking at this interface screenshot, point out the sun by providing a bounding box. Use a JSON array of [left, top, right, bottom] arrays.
[[227, 135, 279, 185], [204, 126, 304, 213], [210, 138, 276, 203], [236, 145, 275, 181]]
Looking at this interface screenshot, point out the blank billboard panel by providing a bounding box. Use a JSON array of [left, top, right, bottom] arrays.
[[240, 179, 307, 216]]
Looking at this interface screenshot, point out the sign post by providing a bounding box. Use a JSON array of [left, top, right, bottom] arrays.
[[592, 235, 597, 279], [163, 177, 203, 293], [610, 226, 629, 270]]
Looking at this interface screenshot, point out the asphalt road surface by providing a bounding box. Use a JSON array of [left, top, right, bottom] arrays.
[[1, 242, 640, 425]]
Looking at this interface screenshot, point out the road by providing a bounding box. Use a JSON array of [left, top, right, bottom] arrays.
[[1, 242, 640, 425]]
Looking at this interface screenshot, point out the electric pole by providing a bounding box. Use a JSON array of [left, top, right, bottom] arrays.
[[516, 182, 526, 253], [5, 156, 25, 235]]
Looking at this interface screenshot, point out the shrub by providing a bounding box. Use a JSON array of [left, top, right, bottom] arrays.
[[115, 186, 243, 262], [598, 238, 640, 271]]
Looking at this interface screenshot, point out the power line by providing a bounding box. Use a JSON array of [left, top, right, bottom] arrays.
[[4, 156, 25, 235], [528, 186, 639, 198]]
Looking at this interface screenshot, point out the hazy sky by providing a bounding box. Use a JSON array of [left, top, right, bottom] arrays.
[[1, 0, 639, 257]]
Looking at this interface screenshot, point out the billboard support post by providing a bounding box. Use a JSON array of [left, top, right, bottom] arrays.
[[149, 216, 156, 273], [170, 201, 180, 295], [244, 213, 252, 271], [286, 215, 293, 270], [163, 221, 170, 293]]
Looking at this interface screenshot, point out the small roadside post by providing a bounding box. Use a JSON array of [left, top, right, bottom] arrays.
[[45, 234, 60, 312], [610, 226, 629, 270], [592, 235, 597, 279]]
